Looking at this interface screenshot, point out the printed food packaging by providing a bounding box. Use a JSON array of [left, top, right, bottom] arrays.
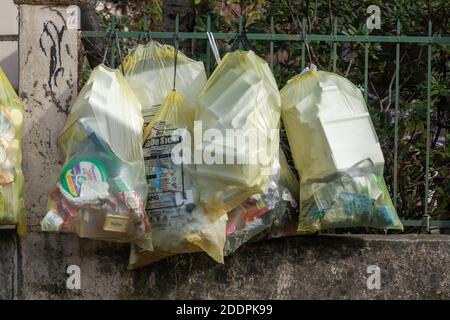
[[128, 91, 227, 269]]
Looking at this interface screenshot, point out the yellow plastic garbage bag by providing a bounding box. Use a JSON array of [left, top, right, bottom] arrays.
[[41, 65, 151, 246], [280, 70, 402, 232], [121, 40, 207, 125], [0, 68, 26, 236], [128, 213, 227, 269], [279, 148, 300, 200], [129, 91, 226, 268], [194, 50, 281, 218]]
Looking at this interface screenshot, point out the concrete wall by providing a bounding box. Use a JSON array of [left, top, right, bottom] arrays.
[[16, 3, 81, 300], [2, 233, 450, 299], [0, 1, 19, 89], [0, 1, 449, 300]]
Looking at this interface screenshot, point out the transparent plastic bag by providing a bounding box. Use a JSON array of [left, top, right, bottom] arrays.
[[129, 91, 227, 269], [41, 65, 151, 246], [280, 70, 402, 232], [121, 40, 207, 125], [194, 50, 281, 218], [224, 149, 299, 255], [0, 68, 26, 236], [259, 149, 300, 239]]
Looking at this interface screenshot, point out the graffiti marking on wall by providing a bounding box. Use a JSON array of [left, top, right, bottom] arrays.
[[39, 20, 65, 90]]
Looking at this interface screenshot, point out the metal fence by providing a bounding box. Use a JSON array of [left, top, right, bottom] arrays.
[[83, 15, 450, 231]]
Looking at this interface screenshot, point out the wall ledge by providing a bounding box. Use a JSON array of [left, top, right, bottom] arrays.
[[14, 0, 90, 5], [1, 232, 448, 299]]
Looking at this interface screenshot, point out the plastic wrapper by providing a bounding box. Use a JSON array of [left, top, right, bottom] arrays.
[[0, 68, 26, 235], [121, 40, 207, 125], [41, 65, 151, 246], [298, 159, 402, 233], [280, 70, 402, 232], [225, 149, 299, 255], [194, 50, 281, 218], [128, 91, 227, 269], [256, 150, 300, 239]]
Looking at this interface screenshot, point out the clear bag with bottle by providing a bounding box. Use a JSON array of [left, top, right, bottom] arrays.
[[224, 149, 299, 255], [298, 159, 402, 233], [280, 69, 402, 233], [128, 91, 227, 269]]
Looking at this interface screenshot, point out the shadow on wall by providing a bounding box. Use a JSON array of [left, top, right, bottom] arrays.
[[0, 42, 18, 90]]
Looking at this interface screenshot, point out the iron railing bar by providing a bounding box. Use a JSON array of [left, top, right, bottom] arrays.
[[143, 15, 149, 33], [173, 14, 179, 91], [394, 20, 401, 209], [301, 18, 306, 69], [110, 16, 116, 68], [424, 20, 432, 231], [401, 219, 450, 228], [81, 31, 450, 44], [364, 26, 369, 103], [206, 15, 211, 76], [332, 18, 337, 72], [238, 16, 243, 51], [270, 16, 274, 71]]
